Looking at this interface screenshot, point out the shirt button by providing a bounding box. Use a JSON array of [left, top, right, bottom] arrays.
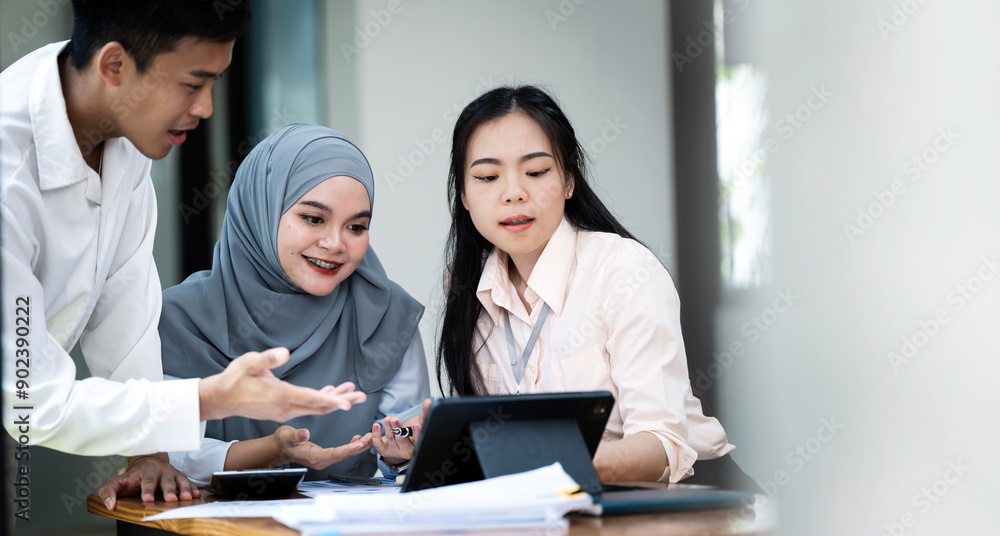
[[529, 365, 536, 374]]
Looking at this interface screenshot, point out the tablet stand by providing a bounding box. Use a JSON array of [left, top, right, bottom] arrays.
[[469, 418, 602, 494]]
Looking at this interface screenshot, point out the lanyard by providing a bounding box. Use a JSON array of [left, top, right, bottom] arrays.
[[503, 302, 550, 395]]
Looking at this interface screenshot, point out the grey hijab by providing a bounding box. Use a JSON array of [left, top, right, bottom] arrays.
[[160, 124, 423, 476]]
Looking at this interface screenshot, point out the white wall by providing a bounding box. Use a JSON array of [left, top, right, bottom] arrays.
[[325, 0, 676, 390], [717, 1, 1000, 534]]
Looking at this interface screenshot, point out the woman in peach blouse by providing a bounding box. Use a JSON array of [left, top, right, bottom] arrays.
[[437, 85, 757, 491]]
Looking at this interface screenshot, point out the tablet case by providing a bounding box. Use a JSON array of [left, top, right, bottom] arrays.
[[402, 391, 614, 494], [470, 418, 600, 493], [599, 487, 757, 515]]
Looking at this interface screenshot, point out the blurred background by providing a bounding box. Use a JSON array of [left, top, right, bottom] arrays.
[[2, 0, 997, 534]]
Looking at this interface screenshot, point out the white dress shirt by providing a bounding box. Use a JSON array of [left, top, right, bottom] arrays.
[[1, 41, 201, 456], [167, 330, 430, 483], [473, 218, 734, 482]]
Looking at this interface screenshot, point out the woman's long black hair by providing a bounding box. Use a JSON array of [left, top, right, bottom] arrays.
[[437, 85, 642, 396]]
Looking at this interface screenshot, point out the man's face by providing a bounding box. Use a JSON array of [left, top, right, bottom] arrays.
[[112, 36, 234, 160]]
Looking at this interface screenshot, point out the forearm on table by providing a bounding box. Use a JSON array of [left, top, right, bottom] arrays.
[[593, 431, 668, 482], [221, 435, 285, 471]]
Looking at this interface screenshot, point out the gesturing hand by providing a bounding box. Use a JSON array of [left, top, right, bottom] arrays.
[[199, 348, 367, 421], [272, 425, 373, 470]]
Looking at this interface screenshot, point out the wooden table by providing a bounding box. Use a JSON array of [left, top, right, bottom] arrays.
[[87, 492, 771, 535]]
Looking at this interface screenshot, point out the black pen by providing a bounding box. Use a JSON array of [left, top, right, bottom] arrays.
[[393, 426, 414, 437], [327, 474, 383, 486]]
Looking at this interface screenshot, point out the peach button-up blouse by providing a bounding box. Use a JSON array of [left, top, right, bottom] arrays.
[[473, 218, 734, 482]]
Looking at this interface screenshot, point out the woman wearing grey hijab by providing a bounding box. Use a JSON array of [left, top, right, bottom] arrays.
[[160, 124, 429, 482]]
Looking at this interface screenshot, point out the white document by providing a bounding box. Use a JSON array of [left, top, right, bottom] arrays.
[[143, 498, 313, 521], [297, 480, 401, 498], [273, 463, 592, 535], [142, 463, 592, 534], [143, 481, 401, 520]]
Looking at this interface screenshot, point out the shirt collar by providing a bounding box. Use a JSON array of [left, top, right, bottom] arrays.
[[29, 41, 94, 193], [476, 217, 578, 324], [477, 248, 516, 326]]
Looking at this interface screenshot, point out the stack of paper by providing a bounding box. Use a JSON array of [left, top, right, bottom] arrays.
[[273, 463, 593, 535]]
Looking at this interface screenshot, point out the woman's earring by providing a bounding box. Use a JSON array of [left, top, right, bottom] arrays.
[[566, 191, 573, 199]]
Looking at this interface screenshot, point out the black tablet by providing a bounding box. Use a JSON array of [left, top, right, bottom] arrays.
[[205, 468, 307, 499], [400, 391, 614, 494]]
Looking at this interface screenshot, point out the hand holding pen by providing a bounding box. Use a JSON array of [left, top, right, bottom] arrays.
[[371, 398, 432, 467]]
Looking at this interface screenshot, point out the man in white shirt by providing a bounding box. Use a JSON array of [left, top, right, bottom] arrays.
[[1, 0, 366, 520]]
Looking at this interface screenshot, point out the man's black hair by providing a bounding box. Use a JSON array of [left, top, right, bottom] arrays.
[[68, 0, 251, 73]]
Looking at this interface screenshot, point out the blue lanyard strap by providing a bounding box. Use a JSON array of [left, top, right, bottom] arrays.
[[503, 302, 550, 395]]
